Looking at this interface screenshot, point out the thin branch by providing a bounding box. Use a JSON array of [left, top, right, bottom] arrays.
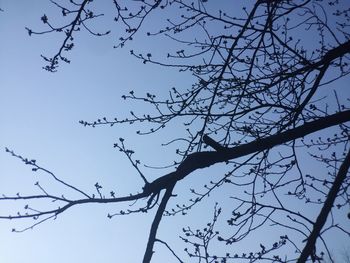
[[155, 238, 184, 263]]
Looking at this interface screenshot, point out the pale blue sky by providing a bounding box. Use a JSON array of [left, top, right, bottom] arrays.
[[0, 1, 209, 262], [0, 1, 349, 263]]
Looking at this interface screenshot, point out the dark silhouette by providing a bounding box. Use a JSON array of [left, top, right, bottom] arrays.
[[2, 1, 350, 262]]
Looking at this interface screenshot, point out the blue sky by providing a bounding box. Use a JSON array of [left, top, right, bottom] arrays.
[[0, 1, 204, 262], [1, 1, 350, 262], [0, 1, 161, 262]]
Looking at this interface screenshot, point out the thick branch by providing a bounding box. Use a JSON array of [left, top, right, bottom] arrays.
[[203, 134, 227, 151], [143, 183, 175, 263], [4, 111, 348, 222], [145, 110, 350, 191], [297, 149, 350, 263]]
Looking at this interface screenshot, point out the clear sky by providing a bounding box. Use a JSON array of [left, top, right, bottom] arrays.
[[0, 1, 349, 263], [0, 1, 204, 262]]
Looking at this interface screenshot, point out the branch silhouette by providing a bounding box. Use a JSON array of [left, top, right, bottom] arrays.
[[2, 110, 349, 262], [3, 1, 350, 261]]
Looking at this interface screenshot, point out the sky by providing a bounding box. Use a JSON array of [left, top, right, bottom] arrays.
[[0, 1, 349, 263], [0, 1, 174, 262], [0, 1, 209, 262]]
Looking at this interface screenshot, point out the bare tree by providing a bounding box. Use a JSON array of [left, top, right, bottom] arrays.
[[2, 1, 350, 262]]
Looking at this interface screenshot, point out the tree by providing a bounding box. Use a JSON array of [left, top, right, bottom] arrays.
[[1, 0, 350, 262]]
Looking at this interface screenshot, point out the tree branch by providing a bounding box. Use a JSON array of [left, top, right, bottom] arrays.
[[145, 110, 350, 191], [143, 183, 176, 263], [297, 149, 350, 263]]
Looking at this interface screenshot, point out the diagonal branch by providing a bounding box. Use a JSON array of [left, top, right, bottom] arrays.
[[143, 183, 176, 263], [297, 149, 350, 263], [145, 110, 350, 192], [3, 111, 348, 223]]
